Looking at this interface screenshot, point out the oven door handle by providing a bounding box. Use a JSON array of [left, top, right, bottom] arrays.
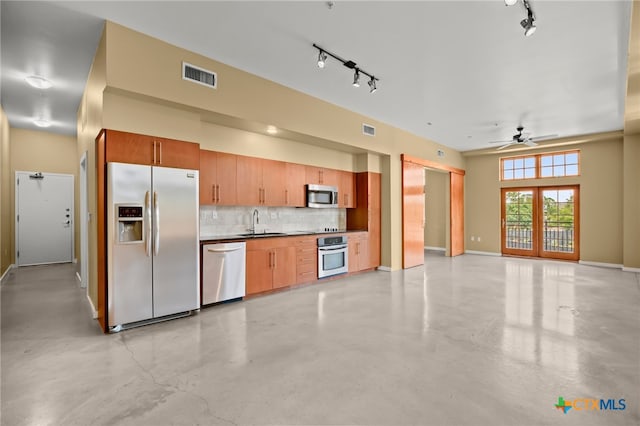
[[318, 244, 348, 252]]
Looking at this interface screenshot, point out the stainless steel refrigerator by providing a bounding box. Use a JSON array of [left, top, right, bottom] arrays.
[[107, 162, 199, 331]]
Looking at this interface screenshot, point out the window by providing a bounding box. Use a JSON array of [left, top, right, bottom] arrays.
[[500, 150, 580, 181], [540, 151, 579, 178]]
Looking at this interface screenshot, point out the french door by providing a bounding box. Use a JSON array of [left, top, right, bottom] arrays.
[[501, 186, 579, 261]]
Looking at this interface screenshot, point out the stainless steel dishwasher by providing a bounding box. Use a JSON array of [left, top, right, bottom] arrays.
[[202, 242, 246, 305]]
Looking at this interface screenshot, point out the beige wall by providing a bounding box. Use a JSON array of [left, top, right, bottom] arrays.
[[0, 107, 10, 275], [464, 136, 624, 264], [424, 169, 447, 249], [96, 21, 466, 275], [623, 134, 640, 269], [77, 26, 106, 309], [9, 128, 78, 265]]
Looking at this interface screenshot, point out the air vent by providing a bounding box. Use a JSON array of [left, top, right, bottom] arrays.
[[182, 62, 217, 89], [362, 123, 376, 137]]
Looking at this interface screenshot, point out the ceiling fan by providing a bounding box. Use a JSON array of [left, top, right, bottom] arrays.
[[489, 126, 557, 150]]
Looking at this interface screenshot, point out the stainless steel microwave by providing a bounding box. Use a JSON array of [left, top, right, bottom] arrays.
[[306, 184, 338, 208]]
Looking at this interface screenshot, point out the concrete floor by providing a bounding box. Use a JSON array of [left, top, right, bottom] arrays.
[[1, 253, 639, 426]]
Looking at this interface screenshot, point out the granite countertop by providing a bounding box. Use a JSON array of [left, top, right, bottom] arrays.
[[199, 229, 367, 242]]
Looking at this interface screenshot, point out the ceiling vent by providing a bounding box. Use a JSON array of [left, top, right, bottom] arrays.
[[362, 123, 376, 137], [182, 62, 217, 89]]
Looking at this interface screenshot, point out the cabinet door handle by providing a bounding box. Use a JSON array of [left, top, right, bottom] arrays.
[[273, 251, 277, 268], [153, 141, 157, 164], [285, 189, 289, 205], [212, 184, 216, 203], [158, 141, 162, 165]]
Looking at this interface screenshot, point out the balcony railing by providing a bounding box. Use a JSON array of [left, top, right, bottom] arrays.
[[505, 221, 574, 253]]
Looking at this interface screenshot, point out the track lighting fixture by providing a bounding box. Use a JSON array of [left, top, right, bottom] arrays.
[[317, 50, 327, 68], [368, 78, 377, 93], [505, 0, 537, 36], [352, 70, 360, 87], [313, 43, 379, 93]]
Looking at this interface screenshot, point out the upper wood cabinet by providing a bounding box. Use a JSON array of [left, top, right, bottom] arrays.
[[339, 170, 356, 208], [237, 156, 286, 206], [199, 150, 237, 205], [306, 166, 338, 187], [104, 130, 199, 170], [285, 163, 306, 207]]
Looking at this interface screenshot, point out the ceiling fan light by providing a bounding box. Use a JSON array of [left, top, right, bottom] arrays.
[[520, 18, 536, 36], [317, 51, 327, 68], [25, 75, 52, 89], [352, 70, 360, 87]]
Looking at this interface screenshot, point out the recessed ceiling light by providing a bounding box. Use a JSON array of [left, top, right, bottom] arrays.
[[427, 122, 433, 126], [25, 75, 53, 89], [33, 118, 51, 128], [266, 125, 278, 134]]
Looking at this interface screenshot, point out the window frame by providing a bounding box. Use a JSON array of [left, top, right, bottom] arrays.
[[500, 150, 580, 181]]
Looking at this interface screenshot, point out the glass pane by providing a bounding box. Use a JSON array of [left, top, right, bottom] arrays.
[[503, 159, 514, 170], [558, 190, 573, 202], [541, 166, 553, 177], [565, 153, 578, 164], [514, 158, 524, 169], [524, 168, 535, 179], [541, 156, 553, 167], [553, 165, 564, 176], [566, 164, 578, 176], [504, 170, 514, 180], [323, 252, 346, 271], [514, 169, 524, 179], [524, 157, 536, 168], [553, 154, 565, 165]]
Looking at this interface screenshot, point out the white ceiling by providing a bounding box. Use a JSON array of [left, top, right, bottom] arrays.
[[0, 1, 633, 151]]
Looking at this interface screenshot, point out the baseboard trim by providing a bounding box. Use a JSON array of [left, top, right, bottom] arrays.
[[86, 293, 98, 319], [579, 260, 623, 269], [376, 266, 392, 272], [622, 266, 640, 273], [0, 264, 15, 283], [425, 246, 446, 252], [465, 250, 502, 257]]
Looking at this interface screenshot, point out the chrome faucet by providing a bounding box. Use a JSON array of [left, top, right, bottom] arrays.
[[250, 209, 259, 234]]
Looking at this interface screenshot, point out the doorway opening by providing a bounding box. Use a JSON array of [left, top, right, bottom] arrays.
[[80, 152, 89, 288], [501, 185, 580, 261]]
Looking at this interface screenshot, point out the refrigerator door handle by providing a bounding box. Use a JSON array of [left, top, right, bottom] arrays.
[[153, 191, 160, 256], [145, 191, 152, 256]]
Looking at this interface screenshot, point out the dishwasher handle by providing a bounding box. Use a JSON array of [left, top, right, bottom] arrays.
[[207, 246, 244, 253]]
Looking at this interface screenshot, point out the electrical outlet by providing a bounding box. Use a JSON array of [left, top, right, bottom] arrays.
[[471, 236, 475, 241], [477, 237, 481, 242]]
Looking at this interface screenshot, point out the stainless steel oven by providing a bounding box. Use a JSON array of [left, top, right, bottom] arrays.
[[318, 235, 348, 278]]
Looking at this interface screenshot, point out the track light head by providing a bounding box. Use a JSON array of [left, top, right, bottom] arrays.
[[368, 78, 377, 93], [520, 16, 536, 36], [352, 70, 360, 87], [317, 50, 327, 68], [504, 0, 518, 5]]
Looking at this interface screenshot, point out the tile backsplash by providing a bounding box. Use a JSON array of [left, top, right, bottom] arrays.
[[200, 205, 346, 237]]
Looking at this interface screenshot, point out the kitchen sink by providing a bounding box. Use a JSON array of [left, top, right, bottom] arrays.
[[238, 232, 287, 238]]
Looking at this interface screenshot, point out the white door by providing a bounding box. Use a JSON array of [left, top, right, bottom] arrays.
[[16, 171, 74, 266]]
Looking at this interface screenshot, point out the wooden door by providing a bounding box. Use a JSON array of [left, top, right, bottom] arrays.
[[339, 171, 356, 208], [402, 161, 425, 268], [501, 188, 537, 257], [538, 186, 580, 261], [105, 130, 154, 165], [236, 155, 262, 205], [215, 152, 237, 205], [155, 137, 200, 169], [199, 150, 217, 204], [450, 172, 465, 256], [246, 249, 272, 295], [262, 159, 286, 206], [272, 246, 297, 289], [285, 163, 306, 207]]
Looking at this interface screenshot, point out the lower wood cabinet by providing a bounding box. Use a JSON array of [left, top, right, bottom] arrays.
[[246, 238, 296, 295], [295, 236, 317, 284], [348, 232, 371, 273]]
